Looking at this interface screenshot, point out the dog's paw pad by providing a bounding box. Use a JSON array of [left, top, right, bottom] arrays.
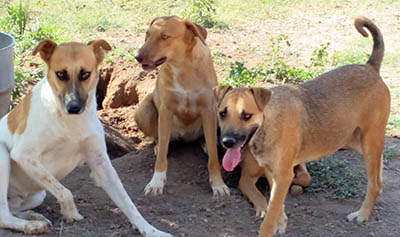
[[212, 184, 231, 197], [23, 220, 49, 234]]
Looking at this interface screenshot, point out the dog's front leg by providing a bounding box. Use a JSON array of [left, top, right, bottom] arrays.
[[86, 139, 172, 237], [201, 107, 230, 196], [10, 150, 82, 222], [259, 168, 293, 237], [145, 106, 173, 196]]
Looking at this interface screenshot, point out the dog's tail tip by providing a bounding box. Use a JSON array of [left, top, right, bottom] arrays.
[[354, 16, 384, 73]]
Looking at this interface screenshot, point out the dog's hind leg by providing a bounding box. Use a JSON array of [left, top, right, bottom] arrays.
[[346, 127, 384, 223], [11, 190, 51, 226], [135, 93, 159, 141], [0, 143, 49, 234]]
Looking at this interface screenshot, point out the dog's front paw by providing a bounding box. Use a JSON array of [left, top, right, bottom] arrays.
[[346, 210, 369, 223], [62, 209, 84, 223], [144, 171, 166, 196], [211, 183, 231, 197], [143, 228, 173, 237], [23, 220, 49, 235], [273, 212, 288, 235]]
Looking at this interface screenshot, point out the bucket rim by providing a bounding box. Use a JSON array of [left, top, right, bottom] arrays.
[[0, 32, 15, 52]]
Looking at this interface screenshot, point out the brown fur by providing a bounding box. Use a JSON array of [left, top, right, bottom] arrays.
[[135, 16, 229, 196], [7, 92, 32, 135], [215, 17, 389, 236]]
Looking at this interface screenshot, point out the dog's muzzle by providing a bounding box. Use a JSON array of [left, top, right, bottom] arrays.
[[64, 90, 86, 115]]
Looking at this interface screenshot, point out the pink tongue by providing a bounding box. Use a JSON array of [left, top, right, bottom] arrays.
[[222, 147, 241, 172]]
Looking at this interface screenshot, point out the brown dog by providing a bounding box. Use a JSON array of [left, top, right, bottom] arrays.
[[215, 16, 389, 236], [134, 16, 230, 196]]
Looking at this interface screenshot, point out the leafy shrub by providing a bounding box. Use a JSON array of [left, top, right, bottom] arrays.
[[183, 0, 217, 28]]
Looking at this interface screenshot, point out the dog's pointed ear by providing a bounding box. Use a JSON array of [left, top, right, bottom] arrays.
[[185, 21, 207, 45], [32, 39, 58, 64], [250, 87, 271, 111], [214, 85, 232, 105], [88, 39, 112, 64]]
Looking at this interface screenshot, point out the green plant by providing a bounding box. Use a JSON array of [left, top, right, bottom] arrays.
[[305, 155, 366, 199], [383, 148, 400, 165], [1, 0, 29, 36], [220, 61, 259, 87], [182, 0, 216, 28], [0, 1, 62, 104]]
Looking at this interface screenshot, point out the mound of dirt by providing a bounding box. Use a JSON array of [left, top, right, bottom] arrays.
[[96, 59, 158, 155]]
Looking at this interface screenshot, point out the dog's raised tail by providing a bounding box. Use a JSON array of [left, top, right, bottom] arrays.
[[354, 16, 384, 72]]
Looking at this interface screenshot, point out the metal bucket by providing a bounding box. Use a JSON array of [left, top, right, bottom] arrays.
[[0, 32, 15, 118]]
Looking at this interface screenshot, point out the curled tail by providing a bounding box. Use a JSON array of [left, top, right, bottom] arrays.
[[354, 16, 384, 72]]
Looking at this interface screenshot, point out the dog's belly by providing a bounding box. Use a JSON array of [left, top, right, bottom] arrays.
[[9, 140, 84, 198], [171, 116, 203, 141]]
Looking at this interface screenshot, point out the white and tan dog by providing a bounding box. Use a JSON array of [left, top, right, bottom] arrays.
[[0, 39, 171, 236]]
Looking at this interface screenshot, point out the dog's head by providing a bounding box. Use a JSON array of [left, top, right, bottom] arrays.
[[214, 86, 271, 171], [33, 39, 111, 115], [135, 16, 207, 71]]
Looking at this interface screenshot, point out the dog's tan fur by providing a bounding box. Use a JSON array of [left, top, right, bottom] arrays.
[[135, 16, 229, 196], [215, 17, 389, 236], [7, 92, 32, 135]]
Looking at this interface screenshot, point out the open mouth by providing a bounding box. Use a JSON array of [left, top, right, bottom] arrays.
[[222, 126, 259, 172], [141, 56, 167, 71]]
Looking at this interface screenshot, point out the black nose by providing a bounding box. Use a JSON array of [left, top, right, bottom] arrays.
[[135, 53, 144, 63], [66, 102, 81, 114], [222, 137, 236, 148]]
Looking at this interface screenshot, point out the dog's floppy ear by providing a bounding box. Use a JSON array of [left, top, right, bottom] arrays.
[[88, 39, 112, 64], [250, 87, 271, 111], [32, 39, 57, 64], [214, 85, 232, 105], [185, 21, 207, 45]]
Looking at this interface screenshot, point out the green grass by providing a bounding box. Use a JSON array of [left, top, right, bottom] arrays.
[[305, 155, 366, 199]]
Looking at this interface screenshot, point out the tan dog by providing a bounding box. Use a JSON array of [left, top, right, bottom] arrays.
[[0, 40, 171, 236], [215, 16, 389, 236], [134, 16, 229, 196]]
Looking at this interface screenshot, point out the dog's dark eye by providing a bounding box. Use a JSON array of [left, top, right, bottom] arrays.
[[55, 70, 68, 81], [161, 34, 170, 40], [79, 70, 91, 81], [219, 108, 227, 119], [241, 113, 253, 121]]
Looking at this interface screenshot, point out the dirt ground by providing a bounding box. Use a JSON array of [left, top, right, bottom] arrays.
[[2, 3, 400, 237]]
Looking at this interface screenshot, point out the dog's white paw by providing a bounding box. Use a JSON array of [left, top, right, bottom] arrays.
[[211, 183, 231, 197], [273, 212, 287, 235], [62, 209, 84, 223], [346, 210, 368, 223], [144, 171, 166, 196], [143, 228, 173, 237], [23, 220, 49, 235], [16, 210, 52, 226]]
